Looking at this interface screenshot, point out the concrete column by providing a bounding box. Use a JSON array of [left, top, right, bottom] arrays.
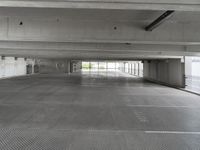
[[138, 63, 140, 76], [106, 62, 108, 71], [139, 62, 143, 77], [32, 60, 35, 74], [0, 56, 4, 78], [130, 63, 132, 74], [185, 57, 192, 78], [89, 61, 91, 71], [123, 62, 125, 72], [134, 63, 136, 75], [97, 61, 99, 71]]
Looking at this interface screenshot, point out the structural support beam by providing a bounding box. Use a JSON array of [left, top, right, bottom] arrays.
[[0, 1, 199, 11], [145, 10, 175, 31]]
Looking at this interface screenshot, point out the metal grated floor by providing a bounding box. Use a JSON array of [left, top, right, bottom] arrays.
[[0, 128, 200, 150]]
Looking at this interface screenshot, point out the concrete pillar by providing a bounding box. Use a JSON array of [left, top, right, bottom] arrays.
[[138, 63, 140, 76], [89, 61, 91, 71], [139, 62, 143, 77], [106, 62, 108, 71], [0, 56, 5, 78], [134, 63, 136, 75], [131, 62, 133, 74], [185, 57, 192, 78]]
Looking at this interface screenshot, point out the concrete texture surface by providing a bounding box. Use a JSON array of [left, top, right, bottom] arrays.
[[143, 59, 185, 88], [0, 0, 200, 11], [0, 71, 200, 149], [0, 8, 200, 59]]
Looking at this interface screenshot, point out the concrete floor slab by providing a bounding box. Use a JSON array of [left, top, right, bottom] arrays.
[[0, 71, 199, 149]]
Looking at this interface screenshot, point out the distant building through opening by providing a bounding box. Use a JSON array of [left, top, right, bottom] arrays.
[[82, 61, 143, 77]]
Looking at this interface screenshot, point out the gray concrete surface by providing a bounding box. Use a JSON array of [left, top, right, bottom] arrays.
[[0, 0, 200, 11], [0, 71, 200, 149], [143, 59, 185, 88], [0, 8, 200, 59]]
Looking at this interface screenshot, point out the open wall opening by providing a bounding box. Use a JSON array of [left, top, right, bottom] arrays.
[[82, 61, 119, 71], [81, 61, 143, 77], [185, 56, 200, 93], [0, 56, 35, 79]]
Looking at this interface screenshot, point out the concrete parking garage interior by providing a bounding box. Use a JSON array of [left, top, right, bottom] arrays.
[[0, 0, 200, 149]]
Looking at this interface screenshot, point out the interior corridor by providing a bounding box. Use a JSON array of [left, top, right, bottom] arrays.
[[0, 71, 200, 149]]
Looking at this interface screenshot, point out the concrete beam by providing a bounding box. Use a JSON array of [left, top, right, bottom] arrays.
[[145, 10, 175, 31], [0, 5, 199, 60], [0, 48, 193, 59], [0, 0, 200, 11], [1, 17, 200, 45], [1, 41, 200, 53]]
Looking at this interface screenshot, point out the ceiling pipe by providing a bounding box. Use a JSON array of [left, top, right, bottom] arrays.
[[145, 10, 175, 31]]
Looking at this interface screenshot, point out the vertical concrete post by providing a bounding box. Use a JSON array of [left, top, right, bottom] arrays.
[[70, 60, 73, 73], [138, 63, 140, 76], [106, 62, 108, 71], [89, 61, 91, 71], [32, 60, 35, 74], [185, 56, 192, 78], [123, 62, 125, 72], [181, 59, 186, 88], [134, 63, 136, 76]]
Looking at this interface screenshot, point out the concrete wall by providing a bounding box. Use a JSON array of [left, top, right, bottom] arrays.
[[36, 59, 71, 74], [185, 57, 192, 77], [143, 59, 185, 88]]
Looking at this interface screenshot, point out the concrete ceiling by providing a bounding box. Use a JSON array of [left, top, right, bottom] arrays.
[[0, 1, 200, 59], [0, 8, 199, 23], [1, 0, 200, 11]]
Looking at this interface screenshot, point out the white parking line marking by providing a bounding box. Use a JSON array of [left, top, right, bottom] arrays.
[[145, 131, 200, 135]]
